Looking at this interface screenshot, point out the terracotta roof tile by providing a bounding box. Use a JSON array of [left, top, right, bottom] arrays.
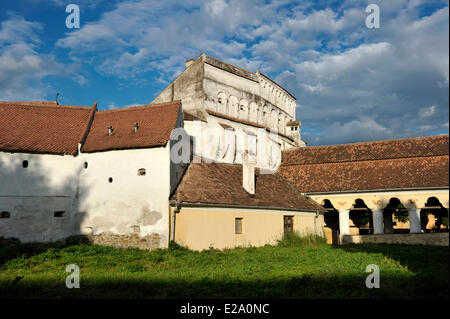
[[282, 135, 449, 165], [172, 161, 325, 211], [279, 135, 449, 193], [81, 101, 181, 153], [0, 101, 94, 155], [280, 156, 449, 193]]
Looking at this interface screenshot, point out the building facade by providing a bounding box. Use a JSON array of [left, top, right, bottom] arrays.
[[0, 55, 448, 249], [151, 54, 306, 171]]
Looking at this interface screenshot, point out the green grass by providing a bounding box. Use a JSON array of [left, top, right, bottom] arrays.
[[0, 236, 448, 299]]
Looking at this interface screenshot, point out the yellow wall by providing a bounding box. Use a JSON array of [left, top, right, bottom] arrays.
[[309, 189, 449, 211], [173, 207, 324, 251]]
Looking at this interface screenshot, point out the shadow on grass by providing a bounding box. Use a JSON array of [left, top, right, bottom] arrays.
[[333, 243, 449, 273], [1, 272, 448, 299], [1, 241, 448, 299]]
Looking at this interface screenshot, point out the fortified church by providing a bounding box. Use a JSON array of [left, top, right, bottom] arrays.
[[0, 54, 448, 249]]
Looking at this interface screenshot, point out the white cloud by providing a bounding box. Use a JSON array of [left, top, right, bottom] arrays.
[[53, 0, 449, 144], [0, 14, 84, 100], [419, 105, 436, 118]]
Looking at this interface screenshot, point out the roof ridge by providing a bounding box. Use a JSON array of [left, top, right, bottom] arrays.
[[283, 134, 449, 152], [0, 101, 91, 110]]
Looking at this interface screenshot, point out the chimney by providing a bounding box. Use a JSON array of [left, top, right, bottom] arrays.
[[242, 151, 255, 195], [108, 126, 114, 136], [185, 58, 195, 69], [133, 122, 139, 133]]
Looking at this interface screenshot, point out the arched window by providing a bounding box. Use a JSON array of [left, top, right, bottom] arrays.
[[238, 99, 248, 120], [217, 92, 228, 114]]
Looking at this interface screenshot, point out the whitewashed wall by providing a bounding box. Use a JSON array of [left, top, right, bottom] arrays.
[[0, 139, 187, 247], [76, 146, 171, 247], [0, 151, 81, 242]]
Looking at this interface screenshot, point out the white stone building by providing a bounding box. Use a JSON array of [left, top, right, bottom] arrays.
[[151, 54, 306, 170], [0, 101, 186, 248], [0, 55, 448, 249]]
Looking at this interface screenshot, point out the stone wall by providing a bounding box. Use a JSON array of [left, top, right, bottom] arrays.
[[342, 232, 449, 246], [66, 233, 161, 250]]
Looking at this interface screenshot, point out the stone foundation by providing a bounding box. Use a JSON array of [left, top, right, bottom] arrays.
[[65, 233, 162, 250], [342, 232, 449, 246], [1, 233, 163, 250]]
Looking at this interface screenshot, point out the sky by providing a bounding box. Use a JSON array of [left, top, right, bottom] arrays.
[[0, 0, 448, 145]]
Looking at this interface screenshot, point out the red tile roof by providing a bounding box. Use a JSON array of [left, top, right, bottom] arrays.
[[282, 135, 449, 165], [81, 101, 181, 153], [0, 101, 95, 155], [280, 135, 449, 193], [171, 161, 325, 211]]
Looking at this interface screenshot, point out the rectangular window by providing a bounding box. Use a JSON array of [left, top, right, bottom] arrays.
[[54, 211, 65, 218], [284, 215, 294, 235], [235, 218, 243, 234]]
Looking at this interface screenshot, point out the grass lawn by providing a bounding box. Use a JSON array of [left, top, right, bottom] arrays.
[[0, 237, 448, 299]]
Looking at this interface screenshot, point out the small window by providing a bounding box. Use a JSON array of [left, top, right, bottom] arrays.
[[54, 211, 65, 218], [108, 177, 113, 183], [284, 216, 294, 235], [83, 162, 88, 169], [22, 160, 28, 168], [1, 211, 10, 219], [235, 218, 243, 234], [137, 168, 146, 176]]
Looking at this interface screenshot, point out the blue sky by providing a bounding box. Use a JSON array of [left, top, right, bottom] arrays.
[[0, 0, 448, 145]]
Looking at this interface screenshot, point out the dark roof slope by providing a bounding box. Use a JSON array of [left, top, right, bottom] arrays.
[[81, 101, 181, 153], [0, 101, 95, 155], [171, 161, 325, 211], [280, 135, 449, 193]]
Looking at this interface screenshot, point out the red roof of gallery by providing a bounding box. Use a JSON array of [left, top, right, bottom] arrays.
[[171, 161, 325, 211], [0, 101, 95, 155], [81, 101, 181, 153], [279, 135, 449, 193]]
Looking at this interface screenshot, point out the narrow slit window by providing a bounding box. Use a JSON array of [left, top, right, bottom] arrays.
[[54, 211, 65, 218], [22, 160, 28, 168], [1, 211, 11, 219], [83, 162, 88, 169], [235, 218, 243, 234]]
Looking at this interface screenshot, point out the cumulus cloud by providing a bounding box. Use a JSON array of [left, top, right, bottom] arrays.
[[0, 15, 65, 100], [24, 0, 450, 144], [0, 14, 85, 100]]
